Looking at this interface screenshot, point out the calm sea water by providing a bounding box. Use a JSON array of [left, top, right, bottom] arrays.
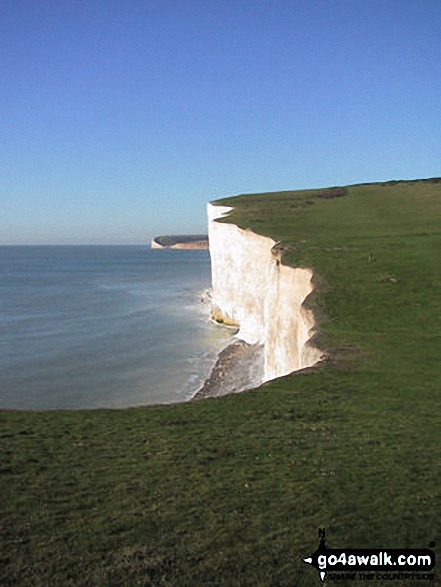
[[0, 246, 233, 409]]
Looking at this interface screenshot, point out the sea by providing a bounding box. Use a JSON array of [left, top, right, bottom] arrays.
[[0, 246, 234, 409]]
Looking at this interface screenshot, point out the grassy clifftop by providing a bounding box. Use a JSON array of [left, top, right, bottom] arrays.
[[152, 235, 208, 247], [1, 179, 440, 586], [217, 178, 441, 368]]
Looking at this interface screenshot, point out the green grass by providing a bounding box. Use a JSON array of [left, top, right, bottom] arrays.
[[1, 179, 440, 586]]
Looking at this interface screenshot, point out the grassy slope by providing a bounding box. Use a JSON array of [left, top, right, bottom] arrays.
[[1, 180, 440, 586]]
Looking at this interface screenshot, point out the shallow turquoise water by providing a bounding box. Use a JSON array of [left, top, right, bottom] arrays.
[[0, 246, 232, 409]]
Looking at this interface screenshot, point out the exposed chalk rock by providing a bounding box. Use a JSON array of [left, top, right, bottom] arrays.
[[151, 235, 209, 249], [207, 203, 322, 384]]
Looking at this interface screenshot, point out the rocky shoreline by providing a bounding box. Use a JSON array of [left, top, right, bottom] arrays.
[[191, 339, 264, 400]]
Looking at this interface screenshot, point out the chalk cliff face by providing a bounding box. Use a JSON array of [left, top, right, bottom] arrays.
[[208, 203, 322, 383], [151, 236, 209, 249]]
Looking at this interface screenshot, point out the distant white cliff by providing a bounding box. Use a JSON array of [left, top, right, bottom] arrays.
[[151, 235, 209, 249], [208, 203, 322, 384]]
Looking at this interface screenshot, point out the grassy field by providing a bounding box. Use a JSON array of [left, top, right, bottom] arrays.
[[1, 179, 440, 586]]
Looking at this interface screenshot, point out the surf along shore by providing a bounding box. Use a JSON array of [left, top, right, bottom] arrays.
[[1, 178, 440, 586]]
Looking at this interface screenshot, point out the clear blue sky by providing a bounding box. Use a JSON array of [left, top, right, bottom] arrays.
[[1, 0, 440, 244]]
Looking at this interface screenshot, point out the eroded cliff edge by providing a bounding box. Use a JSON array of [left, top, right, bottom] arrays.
[[204, 202, 322, 391]]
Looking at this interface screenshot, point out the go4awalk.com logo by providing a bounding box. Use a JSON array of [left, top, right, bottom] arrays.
[[303, 529, 436, 582]]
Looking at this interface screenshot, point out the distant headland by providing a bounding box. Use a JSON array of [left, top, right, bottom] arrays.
[[151, 235, 209, 249]]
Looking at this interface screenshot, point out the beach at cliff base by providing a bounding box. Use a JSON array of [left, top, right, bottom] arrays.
[[191, 339, 264, 399]]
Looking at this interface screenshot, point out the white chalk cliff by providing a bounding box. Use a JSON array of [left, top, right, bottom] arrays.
[[208, 203, 322, 384]]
